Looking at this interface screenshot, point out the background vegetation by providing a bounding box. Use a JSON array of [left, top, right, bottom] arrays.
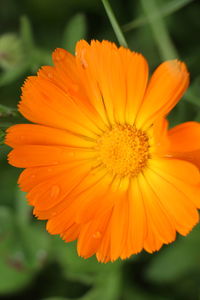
[[0, 0, 200, 299]]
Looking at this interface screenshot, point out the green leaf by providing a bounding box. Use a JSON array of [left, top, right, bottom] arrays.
[[123, 284, 171, 300], [0, 191, 51, 295], [14, 188, 51, 271], [0, 33, 24, 70], [168, 100, 195, 127], [0, 206, 14, 254], [0, 33, 28, 86], [20, 15, 52, 73], [29, 48, 52, 73], [0, 104, 18, 118], [0, 206, 13, 234], [52, 237, 122, 286], [15, 189, 32, 227], [195, 110, 200, 122], [0, 62, 28, 87], [146, 226, 200, 283], [0, 258, 33, 295], [20, 15, 35, 53], [184, 76, 200, 107], [62, 14, 87, 53], [0, 206, 34, 294], [42, 298, 69, 300], [17, 224, 51, 271], [81, 268, 121, 300]]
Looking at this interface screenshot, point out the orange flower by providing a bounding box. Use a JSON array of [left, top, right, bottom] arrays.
[[6, 40, 200, 262]]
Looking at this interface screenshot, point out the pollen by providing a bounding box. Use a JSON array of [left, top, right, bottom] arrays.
[[96, 124, 150, 177]]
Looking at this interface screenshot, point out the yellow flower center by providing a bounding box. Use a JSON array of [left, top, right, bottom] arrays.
[[96, 124, 150, 177]]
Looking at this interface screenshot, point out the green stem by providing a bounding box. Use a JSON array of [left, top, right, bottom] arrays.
[[123, 0, 193, 32], [101, 0, 128, 47], [140, 0, 178, 60]]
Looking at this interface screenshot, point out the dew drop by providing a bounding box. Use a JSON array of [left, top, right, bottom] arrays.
[[81, 58, 88, 69], [79, 49, 88, 69], [47, 72, 53, 79], [93, 231, 101, 239]]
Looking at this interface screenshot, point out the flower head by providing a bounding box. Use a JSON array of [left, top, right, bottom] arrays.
[[6, 40, 200, 262]]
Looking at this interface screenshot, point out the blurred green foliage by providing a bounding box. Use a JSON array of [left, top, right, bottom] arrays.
[[0, 0, 200, 299]]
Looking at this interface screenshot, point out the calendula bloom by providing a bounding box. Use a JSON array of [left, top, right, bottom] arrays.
[[6, 40, 200, 262]]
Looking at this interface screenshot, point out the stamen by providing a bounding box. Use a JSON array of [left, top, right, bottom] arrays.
[[96, 124, 150, 177]]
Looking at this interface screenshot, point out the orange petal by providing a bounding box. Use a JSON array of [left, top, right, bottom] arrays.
[[76, 40, 116, 125], [18, 162, 85, 192], [46, 199, 78, 235], [26, 163, 92, 210], [34, 168, 113, 222], [110, 178, 130, 261], [136, 60, 189, 130], [176, 150, 200, 169], [61, 223, 81, 243], [149, 117, 170, 155], [19, 76, 102, 139], [76, 40, 148, 125], [39, 49, 107, 131], [138, 173, 176, 250], [74, 173, 118, 224], [6, 124, 95, 148], [121, 178, 147, 257], [149, 158, 200, 208], [77, 210, 111, 259], [168, 121, 200, 168], [51, 48, 80, 90], [45, 167, 112, 233], [8, 145, 95, 168], [146, 159, 199, 236], [96, 217, 112, 263], [168, 121, 200, 152], [118, 47, 149, 124], [136, 177, 162, 253]]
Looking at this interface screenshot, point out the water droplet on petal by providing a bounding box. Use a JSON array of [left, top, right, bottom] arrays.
[[47, 72, 53, 79], [93, 231, 101, 239]]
